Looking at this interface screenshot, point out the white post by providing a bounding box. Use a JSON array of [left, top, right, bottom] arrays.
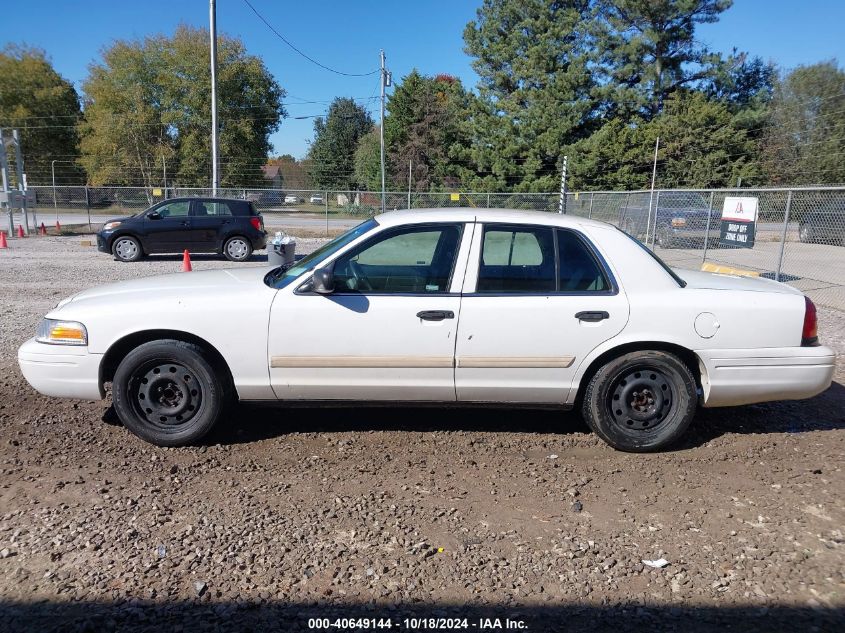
[[209, 0, 220, 195], [407, 159, 412, 210], [52, 159, 58, 215], [162, 155, 167, 198], [645, 136, 660, 247], [379, 50, 387, 214], [558, 155, 568, 214]]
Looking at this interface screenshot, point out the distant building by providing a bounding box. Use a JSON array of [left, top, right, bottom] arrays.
[[261, 165, 283, 189]]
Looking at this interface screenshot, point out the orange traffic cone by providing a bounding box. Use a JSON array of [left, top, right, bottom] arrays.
[[181, 249, 193, 272], [17, 224, 25, 238], [40, 222, 47, 236], [0, 231, 7, 249], [55, 220, 61, 233]]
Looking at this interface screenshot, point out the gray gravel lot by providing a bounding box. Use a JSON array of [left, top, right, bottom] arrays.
[[0, 235, 843, 632]]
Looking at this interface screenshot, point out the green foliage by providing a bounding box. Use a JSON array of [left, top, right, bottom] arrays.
[[0, 45, 82, 186], [79, 25, 285, 187], [760, 62, 845, 185], [353, 128, 382, 191], [308, 97, 373, 191], [385, 71, 473, 191], [463, 0, 596, 190]]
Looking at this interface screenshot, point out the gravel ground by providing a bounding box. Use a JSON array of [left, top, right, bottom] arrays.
[[0, 236, 843, 632]]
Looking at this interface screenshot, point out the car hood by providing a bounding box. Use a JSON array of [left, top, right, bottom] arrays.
[[54, 267, 274, 308], [100, 216, 136, 226], [673, 268, 802, 295]]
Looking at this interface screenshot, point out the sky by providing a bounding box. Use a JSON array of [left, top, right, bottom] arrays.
[[3, 0, 845, 159]]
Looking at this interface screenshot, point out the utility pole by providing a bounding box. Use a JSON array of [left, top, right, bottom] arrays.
[[645, 136, 660, 247], [558, 155, 568, 214], [12, 130, 30, 233], [0, 129, 12, 236], [209, 0, 220, 195], [407, 159, 412, 210], [379, 49, 388, 214]]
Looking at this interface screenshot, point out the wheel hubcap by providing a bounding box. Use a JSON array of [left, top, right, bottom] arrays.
[[609, 367, 673, 431], [131, 362, 202, 429], [116, 239, 137, 259], [227, 239, 248, 259]]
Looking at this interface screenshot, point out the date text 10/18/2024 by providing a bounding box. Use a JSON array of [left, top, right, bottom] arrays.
[[307, 617, 528, 630]]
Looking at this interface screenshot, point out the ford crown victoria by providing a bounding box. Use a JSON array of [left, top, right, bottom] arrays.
[[18, 209, 835, 452]]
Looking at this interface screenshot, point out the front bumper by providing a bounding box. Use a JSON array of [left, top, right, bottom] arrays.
[[96, 232, 111, 253], [697, 345, 835, 407], [17, 338, 104, 400]]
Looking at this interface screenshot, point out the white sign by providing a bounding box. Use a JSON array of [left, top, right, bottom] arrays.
[[721, 196, 759, 223]]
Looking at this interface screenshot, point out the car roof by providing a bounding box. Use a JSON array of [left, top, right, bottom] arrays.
[[162, 197, 248, 203], [374, 207, 611, 230]]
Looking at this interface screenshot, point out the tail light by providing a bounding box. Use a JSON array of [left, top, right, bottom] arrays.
[[802, 296, 818, 346], [249, 216, 262, 231]]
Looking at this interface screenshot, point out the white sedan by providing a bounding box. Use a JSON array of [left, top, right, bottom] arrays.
[[18, 209, 835, 452]]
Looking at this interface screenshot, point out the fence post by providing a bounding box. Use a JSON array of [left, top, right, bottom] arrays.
[[776, 190, 793, 282], [649, 191, 661, 248], [325, 191, 329, 237], [588, 193, 594, 219], [84, 185, 91, 232], [487, 192, 490, 209], [701, 190, 715, 263]]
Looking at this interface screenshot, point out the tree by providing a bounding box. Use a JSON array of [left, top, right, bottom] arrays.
[[759, 62, 845, 185], [307, 98, 373, 191], [463, 0, 596, 191], [353, 129, 382, 191], [384, 71, 473, 191], [266, 154, 311, 189], [593, 0, 734, 119], [79, 25, 285, 188], [571, 92, 758, 190], [0, 45, 82, 186]]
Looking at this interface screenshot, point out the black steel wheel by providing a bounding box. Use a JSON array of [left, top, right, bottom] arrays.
[[113, 340, 229, 446], [581, 350, 697, 452]]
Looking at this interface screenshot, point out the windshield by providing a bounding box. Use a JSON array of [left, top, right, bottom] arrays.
[[617, 227, 687, 288], [264, 218, 378, 289]]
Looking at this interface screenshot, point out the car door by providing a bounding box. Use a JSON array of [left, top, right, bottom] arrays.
[[190, 200, 233, 252], [267, 222, 473, 401], [142, 200, 192, 253], [454, 223, 629, 404]]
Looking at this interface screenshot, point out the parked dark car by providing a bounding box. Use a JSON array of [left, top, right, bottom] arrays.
[[96, 197, 267, 263], [799, 207, 845, 246], [619, 192, 720, 249]]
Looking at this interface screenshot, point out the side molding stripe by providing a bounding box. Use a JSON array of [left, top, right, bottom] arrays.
[[457, 357, 575, 368], [271, 356, 576, 369]]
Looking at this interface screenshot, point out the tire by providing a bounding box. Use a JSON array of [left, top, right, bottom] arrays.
[[581, 350, 697, 452], [112, 236, 143, 262], [112, 340, 229, 446], [223, 236, 253, 262]]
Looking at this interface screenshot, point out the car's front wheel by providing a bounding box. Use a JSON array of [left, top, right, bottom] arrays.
[[223, 236, 253, 262], [581, 350, 697, 452], [112, 340, 229, 446], [656, 225, 675, 249], [112, 236, 143, 262]]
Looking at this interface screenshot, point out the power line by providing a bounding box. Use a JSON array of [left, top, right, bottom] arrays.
[[241, 0, 379, 77]]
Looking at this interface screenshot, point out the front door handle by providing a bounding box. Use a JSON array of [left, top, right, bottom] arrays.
[[575, 310, 610, 322], [417, 310, 455, 321]]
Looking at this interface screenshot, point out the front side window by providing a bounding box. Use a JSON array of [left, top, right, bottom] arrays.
[[477, 226, 556, 292], [155, 201, 190, 218], [332, 224, 462, 293]]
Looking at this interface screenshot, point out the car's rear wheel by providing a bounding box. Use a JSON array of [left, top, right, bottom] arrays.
[[112, 340, 228, 446], [112, 236, 143, 262], [223, 236, 253, 262], [656, 225, 675, 249], [581, 350, 697, 452]]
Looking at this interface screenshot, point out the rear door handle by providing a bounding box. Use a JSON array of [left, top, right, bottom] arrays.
[[417, 310, 454, 321], [575, 310, 610, 322]]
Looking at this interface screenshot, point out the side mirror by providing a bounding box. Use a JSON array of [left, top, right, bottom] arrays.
[[312, 267, 334, 294], [147, 211, 161, 220]]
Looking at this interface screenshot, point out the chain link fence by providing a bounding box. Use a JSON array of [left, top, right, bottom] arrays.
[[7, 185, 845, 311]]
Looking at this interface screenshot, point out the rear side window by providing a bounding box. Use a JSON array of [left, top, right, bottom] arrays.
[[195, 201, 234, 217], [477, 227, 556, 292], [476, 224, 612, 294]]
